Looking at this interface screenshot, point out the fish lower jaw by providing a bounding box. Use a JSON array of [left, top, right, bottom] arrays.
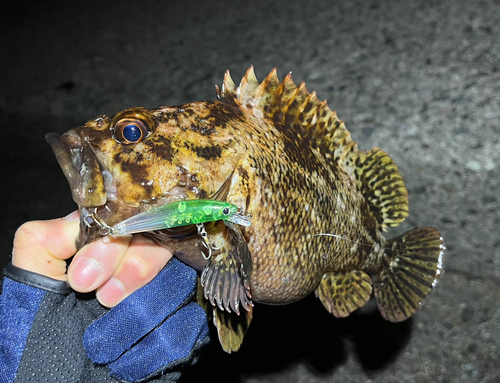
[[46, 131, 107, 207]]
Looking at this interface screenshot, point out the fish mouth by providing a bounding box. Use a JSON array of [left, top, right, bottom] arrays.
[[47, 130, 111, 247], [46, 130, 107, 208]]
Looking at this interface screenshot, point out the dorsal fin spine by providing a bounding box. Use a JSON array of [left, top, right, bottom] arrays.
[[222, 70, 236, 97], [295, 92, 322, 140], [289, 88, 315, 128], [219, 67, 360, 173], [275, 74, 297, 116], [255, 68, 279, 108], [239, 66, 259, 103]]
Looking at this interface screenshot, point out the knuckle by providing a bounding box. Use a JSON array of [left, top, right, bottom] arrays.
[[124, 249, 157, 281], [14, 221, 48, 249]]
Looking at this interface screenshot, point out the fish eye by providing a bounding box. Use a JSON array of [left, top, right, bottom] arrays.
[[113, 118, 150, 144], [123, 124, 142, 141], [222, 207, 230, 215]]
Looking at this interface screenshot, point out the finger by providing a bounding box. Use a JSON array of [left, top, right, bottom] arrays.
[[12, 211, 81, 280], [68, 234, 133, 293], [96, 234, 173, 308]]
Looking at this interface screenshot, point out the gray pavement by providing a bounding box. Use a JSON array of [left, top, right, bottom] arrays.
[[1, 0, 499, 381]]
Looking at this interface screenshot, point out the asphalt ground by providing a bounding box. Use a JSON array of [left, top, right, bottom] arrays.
[[1, 1, 499, 382]]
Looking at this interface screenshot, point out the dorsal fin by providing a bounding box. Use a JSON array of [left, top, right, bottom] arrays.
[[217, 67, 409, 230], [354, 148, 409, 230], [217, 67, 358, 173]]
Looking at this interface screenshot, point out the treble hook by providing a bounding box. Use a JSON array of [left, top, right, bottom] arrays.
[[197, 223, 212, 260], [84, 208, 113, 236]]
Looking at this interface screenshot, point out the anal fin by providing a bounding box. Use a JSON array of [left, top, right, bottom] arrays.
[[315, 270, 372, 318]]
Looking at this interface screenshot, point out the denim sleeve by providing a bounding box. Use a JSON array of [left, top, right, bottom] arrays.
[[0, 263, 112, 382], [0, 267, 47, 383], [0, 260, 208, 383]]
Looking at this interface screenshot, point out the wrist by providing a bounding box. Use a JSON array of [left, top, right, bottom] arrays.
[[4, 262, 72, 294]]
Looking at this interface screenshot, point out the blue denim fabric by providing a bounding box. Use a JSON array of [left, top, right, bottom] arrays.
[[83, 258, 209, 382], [0, 278, 47, 383]]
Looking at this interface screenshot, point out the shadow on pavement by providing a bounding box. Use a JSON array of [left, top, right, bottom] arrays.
[[181, 294, 412, 382]]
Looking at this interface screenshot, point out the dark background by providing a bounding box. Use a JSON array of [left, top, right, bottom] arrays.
[[1, 1, 499, 382]]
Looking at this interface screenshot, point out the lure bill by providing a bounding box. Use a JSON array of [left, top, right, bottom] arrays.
[[110, 200, 251, 236]]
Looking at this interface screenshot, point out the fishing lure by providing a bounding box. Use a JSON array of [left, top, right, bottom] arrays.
[[109, 199, 251, 236]]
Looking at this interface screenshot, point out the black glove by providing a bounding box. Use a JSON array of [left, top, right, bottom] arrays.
[[0, 258, 209, 383]]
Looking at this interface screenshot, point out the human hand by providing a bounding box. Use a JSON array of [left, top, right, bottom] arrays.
[[6, 211, 208, 382], [12, 210, 173, 307]]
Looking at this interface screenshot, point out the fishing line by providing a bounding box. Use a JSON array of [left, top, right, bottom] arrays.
[[313, 232, 441, 258], [314, 192, 440, 258]]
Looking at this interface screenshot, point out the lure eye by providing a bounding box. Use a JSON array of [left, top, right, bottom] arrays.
[[113, 118, 150, 144], [222, 207, 230, 215]]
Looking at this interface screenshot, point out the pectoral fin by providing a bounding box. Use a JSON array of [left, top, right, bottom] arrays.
[[200, 220, 253, 315], [315, 270, 372, 317]]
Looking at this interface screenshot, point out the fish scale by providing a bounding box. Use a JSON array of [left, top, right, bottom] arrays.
[[47, 66, 444, 353]]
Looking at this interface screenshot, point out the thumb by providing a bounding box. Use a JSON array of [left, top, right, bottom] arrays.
[[12, 211, 80, 281]]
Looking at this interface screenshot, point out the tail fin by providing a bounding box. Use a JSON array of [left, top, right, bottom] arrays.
[[373, 226, 444, 322]]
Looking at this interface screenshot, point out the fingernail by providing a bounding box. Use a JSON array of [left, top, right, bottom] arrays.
[[71, 258, 101, 290], [64, 210, 80, 222], [97, 278, 127, 307]]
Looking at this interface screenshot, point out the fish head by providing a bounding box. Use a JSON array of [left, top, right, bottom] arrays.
[[47, 102, 245, 247]]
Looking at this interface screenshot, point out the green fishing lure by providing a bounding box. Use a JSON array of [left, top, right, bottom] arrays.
[[110, 199, 251, 236]]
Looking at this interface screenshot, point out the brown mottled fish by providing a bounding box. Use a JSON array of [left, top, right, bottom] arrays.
[[46, 67, 445, 353]]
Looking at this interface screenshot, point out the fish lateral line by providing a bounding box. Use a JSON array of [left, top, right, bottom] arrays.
[[313, 232, 419, 257], [314, 232, 372, 247]]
